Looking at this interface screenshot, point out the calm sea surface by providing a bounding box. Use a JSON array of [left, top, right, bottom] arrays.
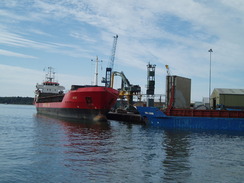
[[0, 104, 244, 183]]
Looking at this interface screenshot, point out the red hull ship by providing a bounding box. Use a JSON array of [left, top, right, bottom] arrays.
[[34, 67, 119, 121]]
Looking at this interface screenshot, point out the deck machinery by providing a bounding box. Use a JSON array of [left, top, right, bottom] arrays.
[[111, 71, 141, 108]]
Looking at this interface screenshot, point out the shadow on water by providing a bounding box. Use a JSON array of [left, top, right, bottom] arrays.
[[161, 129, 192, 182]]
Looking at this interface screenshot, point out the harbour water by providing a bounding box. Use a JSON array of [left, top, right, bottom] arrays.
[[0, 104, 244, 183]]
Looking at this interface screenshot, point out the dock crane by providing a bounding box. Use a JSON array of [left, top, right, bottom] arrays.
[[102, 35, 118, 87], [165, 64, 171, 76], [102, 35, 141, 111]]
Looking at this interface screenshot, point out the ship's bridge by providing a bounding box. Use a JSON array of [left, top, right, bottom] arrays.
[[36, 82, 65, 94]]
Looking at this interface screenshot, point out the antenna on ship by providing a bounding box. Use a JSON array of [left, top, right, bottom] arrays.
[[46, 67, 55, 82]]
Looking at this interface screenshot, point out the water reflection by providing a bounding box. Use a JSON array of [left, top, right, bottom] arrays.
[[34, 113, 111, 131], [162, 130, 192, 182], [34, 113, 112, 144], [61, 118, 112, 154], [34, 114, 113, 176], [32, 114, 244, 182], [1, 104, 243, 182]]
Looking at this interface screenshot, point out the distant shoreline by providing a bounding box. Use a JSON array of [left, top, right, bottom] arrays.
[[0, 97, 34, 105]]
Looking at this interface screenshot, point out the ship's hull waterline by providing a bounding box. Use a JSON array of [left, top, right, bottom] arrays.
[[35, 86, 119, 122]]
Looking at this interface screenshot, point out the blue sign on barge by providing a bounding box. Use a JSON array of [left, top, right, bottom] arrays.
[[137, 107, 244, 132]]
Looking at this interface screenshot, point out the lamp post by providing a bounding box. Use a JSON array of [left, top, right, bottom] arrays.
[[208, 49, 213, 108]]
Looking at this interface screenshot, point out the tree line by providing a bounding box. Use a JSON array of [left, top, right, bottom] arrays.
[[0, 97, 34, 105]]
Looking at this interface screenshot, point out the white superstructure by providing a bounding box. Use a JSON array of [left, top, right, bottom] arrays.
[[35, 67, 65, 94]]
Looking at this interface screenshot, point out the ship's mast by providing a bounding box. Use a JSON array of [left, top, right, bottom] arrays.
[[46, 67, 55, 82], [92, 56, 102, 86]]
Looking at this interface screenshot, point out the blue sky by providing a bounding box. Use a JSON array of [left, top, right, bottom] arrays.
[[0, 0, 244, 102]]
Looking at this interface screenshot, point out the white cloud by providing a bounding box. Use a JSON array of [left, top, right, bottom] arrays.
[[70, 31, 96, 43], [0, 28, 55, 49], [29, 28, 52, 36], [0, 64, 90, 97], [0, 27, 92, 58], [0, 0, 244, 101], [0, 9, 33, 22], [0, 49, 37, 59]]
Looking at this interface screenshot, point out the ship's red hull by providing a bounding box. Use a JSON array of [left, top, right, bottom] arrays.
[[35, 86, 119, 121]]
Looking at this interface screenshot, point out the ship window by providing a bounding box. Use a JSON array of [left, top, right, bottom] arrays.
[[86, 97, 92, 104]]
